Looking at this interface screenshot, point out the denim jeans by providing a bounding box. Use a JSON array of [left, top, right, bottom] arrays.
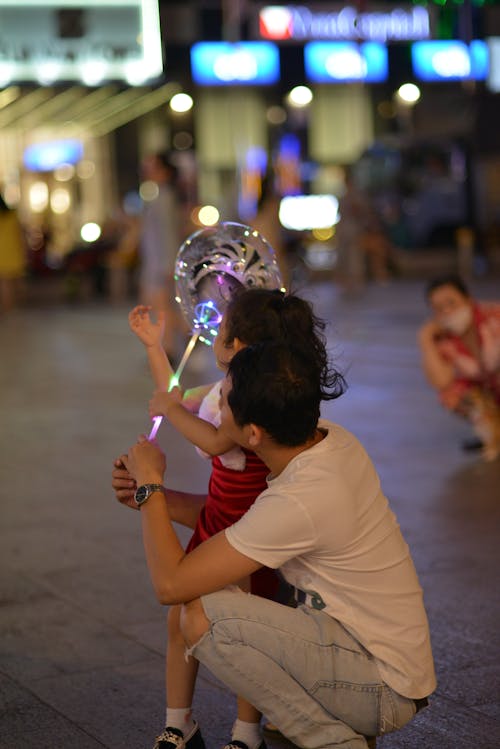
[[192, 589, 417, 749]]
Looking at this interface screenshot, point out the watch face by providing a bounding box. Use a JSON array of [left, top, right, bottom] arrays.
[[134, 484, 164, 506], [135, 486, 149, 505]]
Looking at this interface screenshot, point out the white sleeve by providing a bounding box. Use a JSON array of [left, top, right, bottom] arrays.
[[225, 491, 317, 569], [195, 382, 246, 470]]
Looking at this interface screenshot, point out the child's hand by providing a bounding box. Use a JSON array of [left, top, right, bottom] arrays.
[[149, 387, 183, 418], [129, 305, 165, 348]]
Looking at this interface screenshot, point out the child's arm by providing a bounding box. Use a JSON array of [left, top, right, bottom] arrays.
[[149, 388, 237, 456], [417, 319, 454, 390], [129, 306, 217, 413], [182, 383, 218, 413], [128, 305, 174, 391]]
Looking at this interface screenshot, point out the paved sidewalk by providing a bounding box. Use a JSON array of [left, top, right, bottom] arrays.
[[0, 277, 499, 749]]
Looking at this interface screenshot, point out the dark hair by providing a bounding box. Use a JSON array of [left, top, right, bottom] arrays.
[[151, 151, 179, 181], [228, 342, 324, 446], [257, 173, 275, 209], [224, 288, 346, 401], [425, 274, 470, 300]]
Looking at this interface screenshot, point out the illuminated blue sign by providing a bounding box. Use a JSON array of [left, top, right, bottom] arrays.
[[23, 140, 84, 172], [190, 42, 280, 85], [412, 40, 488, 81], [487, 37, 500, 92], [304, 42, 388, 83]]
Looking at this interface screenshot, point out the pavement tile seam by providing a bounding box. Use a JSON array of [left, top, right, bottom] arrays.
[[0, 569, 236, 696], [0, 668, 110, 747], [11, 571, 167, 657]]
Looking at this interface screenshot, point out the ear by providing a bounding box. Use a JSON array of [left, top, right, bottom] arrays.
[[246, 423, 264, 448], [232, 337, 245, 353]]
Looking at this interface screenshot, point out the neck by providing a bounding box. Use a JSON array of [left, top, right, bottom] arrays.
[[256, 428, 325, 478]]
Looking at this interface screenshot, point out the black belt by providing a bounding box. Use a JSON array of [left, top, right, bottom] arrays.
[[414, 697, 429, 712], [295, 588, 305, 603]]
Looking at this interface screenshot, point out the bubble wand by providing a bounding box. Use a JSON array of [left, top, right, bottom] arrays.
[[147, 222, 284, 441], [147, 304, 221, 441], [148, 333, 198, 441]]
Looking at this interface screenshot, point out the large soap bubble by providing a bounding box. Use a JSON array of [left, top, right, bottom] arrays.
[[174, 221, 284, 342]]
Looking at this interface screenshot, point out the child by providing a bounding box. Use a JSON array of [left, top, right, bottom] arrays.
[[128, 288, 345, 749]]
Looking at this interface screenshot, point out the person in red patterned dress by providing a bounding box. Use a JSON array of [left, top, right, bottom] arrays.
[[121, 288, 343, 749], [418, 274, 500, 461]]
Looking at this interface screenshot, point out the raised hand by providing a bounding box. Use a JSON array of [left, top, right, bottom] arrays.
[[128, 305, 166, 348]]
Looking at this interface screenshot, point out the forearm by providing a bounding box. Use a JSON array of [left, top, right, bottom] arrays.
[[182, 383, 216, 413], [164, 487, 206, 529], [140, 492, 261, 605], [419, 337, 454, 390], [140, 491, 187, 603], [147, 345, 174, 390], [125, 439, 261, 606]]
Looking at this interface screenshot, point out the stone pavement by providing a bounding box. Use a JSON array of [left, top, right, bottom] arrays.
[[1, 277, 499, 749]]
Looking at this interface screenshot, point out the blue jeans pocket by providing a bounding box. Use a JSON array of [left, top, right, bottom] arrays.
[[311, 680, 381, 737], [378, 685, 417, 735]]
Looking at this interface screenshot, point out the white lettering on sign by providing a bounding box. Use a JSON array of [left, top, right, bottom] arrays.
[[213, 49, 258, 81], [0, 0, 162, 84], [260, 5, 430, 43], [325, 48, 366, 79], [432, 48, 471, 78]]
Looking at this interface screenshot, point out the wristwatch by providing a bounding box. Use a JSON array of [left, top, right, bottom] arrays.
[[134, 483, 166, 507]]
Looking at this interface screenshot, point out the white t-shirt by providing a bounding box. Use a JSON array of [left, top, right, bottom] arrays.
[[226, 420, 436, 699]]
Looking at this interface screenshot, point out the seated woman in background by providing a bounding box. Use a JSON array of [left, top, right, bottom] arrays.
[[0, 195, 26, 312], [418, 274, 500, 462]]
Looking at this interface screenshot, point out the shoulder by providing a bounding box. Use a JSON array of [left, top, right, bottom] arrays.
[[199, 379, 224, 422], [476, 301, 500, 319], [315, 420, 364, 458], [202, 380, 224, 405], [292, 422, 378, 498], [275, 421, 369, 489]]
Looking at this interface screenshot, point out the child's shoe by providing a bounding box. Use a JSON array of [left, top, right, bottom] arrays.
[[221, 741, 267, 749], [153, 720, 205, 749]]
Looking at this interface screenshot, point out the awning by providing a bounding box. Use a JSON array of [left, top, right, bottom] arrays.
[[0, 81, 180, 137]]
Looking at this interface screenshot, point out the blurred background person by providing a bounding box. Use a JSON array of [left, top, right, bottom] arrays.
[[335, 168, 392, 291], [251, 175, 290, 290], [418, 274, 500, 461], [103, 207, 141, 305], [138, 152, 188, 360], [0, 194, 26, 313]]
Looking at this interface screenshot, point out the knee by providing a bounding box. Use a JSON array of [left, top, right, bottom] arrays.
[[179, 598, 210, 648], [167, 604, 184, 643]]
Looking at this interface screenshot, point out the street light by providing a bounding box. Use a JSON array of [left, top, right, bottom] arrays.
[[287, 85, 313, 108], [394, 83, 421, 134], [170, 93, 194, 113], [396, 83, 421, 105]]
